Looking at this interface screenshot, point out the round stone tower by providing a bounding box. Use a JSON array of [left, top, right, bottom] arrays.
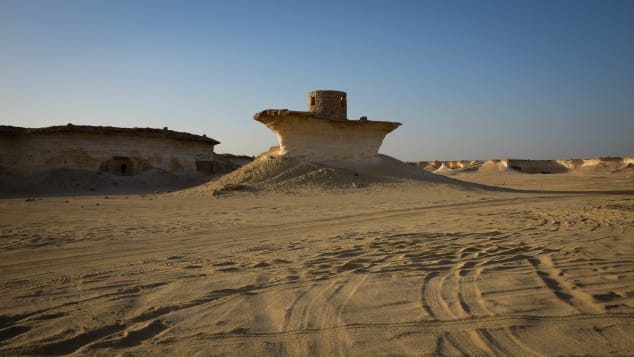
[[307, 90, 347, 120]]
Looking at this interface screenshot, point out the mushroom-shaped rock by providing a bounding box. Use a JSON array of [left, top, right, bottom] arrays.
[[254, 91, 401, 161]]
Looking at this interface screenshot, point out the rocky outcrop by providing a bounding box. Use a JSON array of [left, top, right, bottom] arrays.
[[254, 110, 400, 161], [0, 125, 219, 144], [410, 157, 634, 174], [254, 90, 401, 162], [0, 125, 219, 176]]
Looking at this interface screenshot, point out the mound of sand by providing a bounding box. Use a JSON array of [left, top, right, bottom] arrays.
[[199, 147, 460, 194]]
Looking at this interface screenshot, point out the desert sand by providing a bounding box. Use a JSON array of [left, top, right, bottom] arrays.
[[1, 155, 633, 356]]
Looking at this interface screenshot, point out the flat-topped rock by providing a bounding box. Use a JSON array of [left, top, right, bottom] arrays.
[[0, 124, 219, 177], [254, 91, 401, 161]]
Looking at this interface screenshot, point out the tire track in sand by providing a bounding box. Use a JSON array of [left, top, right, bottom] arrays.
[[528, 255, 604, 314], [422, 241, 552, 356], [467, 264, 546, 357], [421, 261, 495, 355]]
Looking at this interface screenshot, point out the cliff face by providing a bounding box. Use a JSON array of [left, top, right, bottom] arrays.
[[254, 110, 401, 161], [0, 128, 217, 176]]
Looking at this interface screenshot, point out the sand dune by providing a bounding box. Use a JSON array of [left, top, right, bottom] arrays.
[[1, 155, 633, 356]]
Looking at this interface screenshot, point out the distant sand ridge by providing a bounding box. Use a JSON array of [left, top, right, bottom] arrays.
[[411, 157, 634, 174]]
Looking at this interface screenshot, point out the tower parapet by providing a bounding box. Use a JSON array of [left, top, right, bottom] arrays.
[[307, 90, 347, 120]]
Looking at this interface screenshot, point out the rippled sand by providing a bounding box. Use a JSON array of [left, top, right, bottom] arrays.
[[1, 172, 633, 356]]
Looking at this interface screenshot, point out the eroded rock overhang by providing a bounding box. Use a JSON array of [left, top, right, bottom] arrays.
[[254, 109, 401, 161]]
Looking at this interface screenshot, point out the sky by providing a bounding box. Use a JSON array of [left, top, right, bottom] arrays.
[[1, 0, 633, 161]]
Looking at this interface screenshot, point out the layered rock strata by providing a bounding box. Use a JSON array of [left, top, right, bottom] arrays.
[[0, 125, 219, 176], [254, 91, 401, 161]]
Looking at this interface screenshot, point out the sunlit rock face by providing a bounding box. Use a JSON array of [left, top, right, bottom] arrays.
[[254, 90, 401, 161], [0, 125, 219, 176]]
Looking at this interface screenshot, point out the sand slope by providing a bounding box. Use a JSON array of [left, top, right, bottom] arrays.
[[197, 148, 462, 194], [1, 160, 633, 356]]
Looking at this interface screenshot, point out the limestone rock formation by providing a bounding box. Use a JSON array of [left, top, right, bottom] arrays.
[[254, 90, 401, 161], [410, 157, 634, 175], [0, 125, 220, 177]]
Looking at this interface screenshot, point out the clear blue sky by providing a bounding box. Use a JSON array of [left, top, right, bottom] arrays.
[[1, 0, 633, 161]]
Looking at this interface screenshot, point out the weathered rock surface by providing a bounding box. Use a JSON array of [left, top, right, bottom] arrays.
[[0, 125, 219, 176], [410, 157, 634, 174], [254, 110, 400, 161]]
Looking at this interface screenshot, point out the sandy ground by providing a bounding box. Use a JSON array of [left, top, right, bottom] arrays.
[[1, 169, 634, 356], [450, 169, 634, 192]]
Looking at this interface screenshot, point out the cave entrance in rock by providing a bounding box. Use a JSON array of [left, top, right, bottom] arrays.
[[108, 157, 134, 176], [196, 160, 214, 174]]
